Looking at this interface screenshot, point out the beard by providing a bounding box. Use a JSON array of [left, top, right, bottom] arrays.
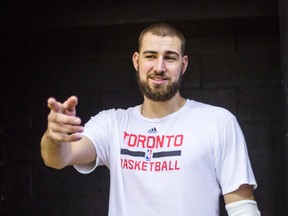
[[136, 71, 183, 102]]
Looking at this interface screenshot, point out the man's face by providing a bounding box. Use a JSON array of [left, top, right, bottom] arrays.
[[132, 33, 188, 102]]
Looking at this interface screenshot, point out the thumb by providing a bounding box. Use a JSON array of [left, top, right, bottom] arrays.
[[64, 96, 78, 112]]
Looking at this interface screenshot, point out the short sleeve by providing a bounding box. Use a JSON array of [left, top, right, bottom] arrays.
[[214, 117, 257, 195]]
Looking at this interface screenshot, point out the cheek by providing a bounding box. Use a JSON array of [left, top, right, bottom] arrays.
[[138, 62, 153, 74], [141, 61, 154, 70], [137, 67, 147, 80], [170, 65, 183, 76]]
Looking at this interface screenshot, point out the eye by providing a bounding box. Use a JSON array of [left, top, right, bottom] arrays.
[[145, 55, 156, 60], [164, 55, 177, 62]]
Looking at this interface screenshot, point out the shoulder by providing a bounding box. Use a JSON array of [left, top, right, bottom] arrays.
[[187, 99, 234, 117], [185, 99, 237, 127], [89, 105, 140, 121]]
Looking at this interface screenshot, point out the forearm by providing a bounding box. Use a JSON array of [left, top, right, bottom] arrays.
[[224, 185, 260, 215], [41, 131, 72, 169]]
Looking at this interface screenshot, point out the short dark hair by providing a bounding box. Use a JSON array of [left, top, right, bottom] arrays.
[[138, 23, 186, 55]]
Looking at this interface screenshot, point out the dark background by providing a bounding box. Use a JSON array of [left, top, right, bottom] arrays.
[[1, 1, 287, 215]]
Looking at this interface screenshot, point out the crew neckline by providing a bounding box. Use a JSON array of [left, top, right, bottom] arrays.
[[135, 99, 190, 122]]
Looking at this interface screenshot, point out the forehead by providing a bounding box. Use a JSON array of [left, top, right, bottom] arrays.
[[140, 33, 182, 54]]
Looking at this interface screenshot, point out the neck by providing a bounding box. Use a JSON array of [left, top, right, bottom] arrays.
[[141, 93, 186, 118]]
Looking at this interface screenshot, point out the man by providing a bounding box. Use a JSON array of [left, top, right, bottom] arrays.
[[41, 23, 261, 215]]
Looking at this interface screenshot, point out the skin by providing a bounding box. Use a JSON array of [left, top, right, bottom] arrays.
[[41, 32, 255, 205], [132, 33, 188, 118]]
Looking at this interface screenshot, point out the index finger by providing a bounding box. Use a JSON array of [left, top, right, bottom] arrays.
[[47, 97, 62, 113]]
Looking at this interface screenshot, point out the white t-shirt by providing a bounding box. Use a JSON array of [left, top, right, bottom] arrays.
[[75, 99, 257, 216]]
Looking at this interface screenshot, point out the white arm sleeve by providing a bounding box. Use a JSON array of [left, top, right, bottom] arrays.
[[225, 200, 261, 216]]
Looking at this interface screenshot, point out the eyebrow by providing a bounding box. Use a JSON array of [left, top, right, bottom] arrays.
[[143, 50, 157, 55], [142, 50, 180, 56]]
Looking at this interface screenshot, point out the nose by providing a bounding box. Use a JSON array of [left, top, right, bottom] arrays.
[[154, 57, 166, 73]]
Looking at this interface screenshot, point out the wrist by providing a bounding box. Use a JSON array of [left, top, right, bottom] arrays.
[[226, 200, 261, 216]]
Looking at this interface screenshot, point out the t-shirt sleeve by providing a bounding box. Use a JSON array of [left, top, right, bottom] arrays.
[[74, 110, 113, 174], [214, 116, 257, 195]]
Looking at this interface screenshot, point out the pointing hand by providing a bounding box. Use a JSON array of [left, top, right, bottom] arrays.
[[46, 96, 84, 143]]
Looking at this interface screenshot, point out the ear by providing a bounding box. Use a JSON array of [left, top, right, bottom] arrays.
[[181, 55, 188, 75], [132, 52, 139, 71]]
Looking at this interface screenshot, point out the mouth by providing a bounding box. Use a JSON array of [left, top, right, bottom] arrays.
[[150, 76, 168, 85]]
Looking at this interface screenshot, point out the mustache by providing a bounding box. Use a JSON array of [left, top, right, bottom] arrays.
[[148, 72, 169, 79]]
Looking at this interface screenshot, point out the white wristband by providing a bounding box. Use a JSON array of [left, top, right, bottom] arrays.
[[225, 200, 261, 216]]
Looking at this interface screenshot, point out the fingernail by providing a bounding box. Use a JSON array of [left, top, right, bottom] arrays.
[[75, 134, 82, 140], [78, 126, 84, 132], [73, 118, 81, 124]]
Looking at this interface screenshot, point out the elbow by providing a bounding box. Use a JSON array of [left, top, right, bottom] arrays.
[[42, 159, 66, 170], [41, 151, 68, 170]]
